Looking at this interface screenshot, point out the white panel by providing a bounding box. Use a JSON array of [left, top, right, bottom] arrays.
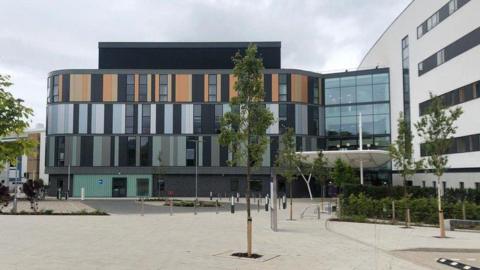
[[181, 104, 193, 134], [57, 104, 64, 134], [67, 104, 74, 133], [137, 104, 142, 134], [78, 104, 88, 134], [92, 104, 104, 134], [164, 104, 173, 134], [266, 104, 279, 134], [112, 104, 125, 134], [150, 104, 156, 134]]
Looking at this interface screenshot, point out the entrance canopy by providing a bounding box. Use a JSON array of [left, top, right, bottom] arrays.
[[297, 149, 391, 169]]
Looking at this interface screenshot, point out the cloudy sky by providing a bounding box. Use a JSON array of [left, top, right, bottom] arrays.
[[0, 0, 411, 126]]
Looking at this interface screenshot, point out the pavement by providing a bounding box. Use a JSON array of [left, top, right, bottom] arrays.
[[1, 198, 479, 270]]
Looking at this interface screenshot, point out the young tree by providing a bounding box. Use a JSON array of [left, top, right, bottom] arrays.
[[276, 127, 298, 220], [22, 179, 45, 212], [415, 93, 462, 238], [219, 44, 274, 257], [331, 158, 357, 187], [0, 74, 36, 169], [389, 112, 423, 228]]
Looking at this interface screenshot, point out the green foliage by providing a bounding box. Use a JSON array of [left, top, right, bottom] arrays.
[[331, 158, 358, 186], [342, 193, 480, 224], [389, 112, 423, 191], [311, 151, 330, 185], [276, 127, 298, 184], [415, 93, 463, 178], [0, 74, 36, 169]]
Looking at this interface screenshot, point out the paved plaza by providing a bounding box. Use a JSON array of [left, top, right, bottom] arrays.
[[1, 199, 479, 270]]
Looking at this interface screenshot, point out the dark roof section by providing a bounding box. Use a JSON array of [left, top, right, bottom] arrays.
[[98, 42, 281, 70]]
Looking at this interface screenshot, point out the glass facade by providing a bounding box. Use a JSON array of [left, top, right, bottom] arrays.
[[324, 72, 390, 151]]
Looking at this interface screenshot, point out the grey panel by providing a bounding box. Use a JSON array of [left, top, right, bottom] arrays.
[[136, 135, 140, 166], [112, 104, 125, 134], [64, 136, 72, 166], [137, 104, 142, 134], [114, 136, 119, 166], [93, 136, 103, 166], [48, 136, 55, 166], [152, 136, 161, 166], [176, 136, 186, 166], [102, 136, 111, 166], [164, 104, 173, 134], [79, 104, 88, 134], [160, 136, 171, 166], [211, 135, 219, 167], [91, 104, 104, 134], [295, 104, 308, 135]]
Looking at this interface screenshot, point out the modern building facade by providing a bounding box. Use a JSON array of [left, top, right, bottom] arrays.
[[46, 42, 390, 197], [0, 125, 48, 191], [360, 0, 480, 189]]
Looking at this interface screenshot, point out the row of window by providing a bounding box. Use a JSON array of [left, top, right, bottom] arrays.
[[325, 113, 390, 137], [418, 180, 480, 191], [419, 80, 480, 115], [326, 136, 391, 151], [418, 25, 480, 76], [401, 36, 411, 125], [420, 133, 480, 156], [417, 0, 470, 39]]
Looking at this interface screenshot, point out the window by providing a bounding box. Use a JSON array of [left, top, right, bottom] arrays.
[[53, 76, 59, 102], [325, 106, 340, 117], [230, 179, 239, 192], [127, 74, 135, 102], [326, 117, 340, 136], [417, 25, 424, 39], [136, 178, 149, 197], [186, 137, 196, 166], [312, 108, 319, 135], [459, 181, 464, 190], [159, 75, 168, 101], [341, 87, 355, 104], [325, 88, 340, 105], [356, 85, 373, 103], [127, 136, 136, 166], [142, 105, 150, 133], [340, 76, 355, 87], [279, 74, 287, 101], [373, 114, 390, 135], [193, 105, 201, 134], [373, 84, 389, 102], [340, 116, 357, 136], [476, 182, 480, 191], [139, 75, 147, 101], [208, 74, 217, 102], [373, 103, 389, 115], [437, 49, 445, 65], [325, 78, 340, 88], [125, 105, 135, 134], [140, 137, 150, 166], [279, 104, 288, 133], [55, 136, 65, 167], [356, 75, 372, 86], [313, 79, 319, 104], [422, 181, 426, 188], [215, 105, 223, 134], [449, 0, 457, 14], [418, 62, 423, 72], [341, 105, 356, 116]]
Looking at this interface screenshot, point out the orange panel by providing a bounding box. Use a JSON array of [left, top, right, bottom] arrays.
[[301, 75, 308, 103], [175, 74, 191, 102], [271, 74, 279, 102], [134, 74, 139, 102], [82, 74, 91, 101], [204, 74, 209, 102], [229, 74, 237, 100], [103, 74, 112, 101], [147, 74, 152, 101], [154, 74, 159, 102], [216, 74, 221, 102]]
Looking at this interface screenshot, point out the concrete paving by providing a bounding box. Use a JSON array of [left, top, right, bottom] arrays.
[[1, 199, 478, 269]]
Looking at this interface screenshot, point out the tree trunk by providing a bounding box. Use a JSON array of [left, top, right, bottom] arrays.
[[437, 176, 446, 238], [403, 176, 410, 228], [246, 157, 252, 257], [289, 181, 293, 220], [306, 178, 313, 200]]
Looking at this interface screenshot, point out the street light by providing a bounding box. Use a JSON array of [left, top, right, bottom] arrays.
[[188, 137, 202, 215]]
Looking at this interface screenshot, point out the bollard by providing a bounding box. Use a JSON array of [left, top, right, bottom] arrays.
[[282, 195, 286, 209], [236, 192, 240, 202], [169, 198, 173, 216], [210, 191, 213, 201], [317, 205, 321, 220], [216, 199, 219, 214], [278, 196, 281, 209], [392, 201, 396, 224], [231, 196, 235, 214], [257, 198, 260, 212], [462, 201, 466, 220], [81, 187, 85, 201], [194, 198, 197, 215], [141, 197, 145, 216], [265, 195, 269, 212]]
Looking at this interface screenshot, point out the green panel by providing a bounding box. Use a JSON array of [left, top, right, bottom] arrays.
[[73, 174, 152, 198]]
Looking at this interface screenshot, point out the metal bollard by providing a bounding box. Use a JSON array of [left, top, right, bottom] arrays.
[[231, 196, 235, 214], [236, 192, 240, 202], [81, 187, 85, 201], [216, 199, 219, 214], [169, 198, 173, 216], [282, 195, 287, 209], [257, 198, 260, 212], [194, 198, 197, 215], [210, 191, 213, 201], [141, 197, 145, 216], [278, 196, 281, 209], [317, 205, 320, 220], [265, 195, 269, 212]]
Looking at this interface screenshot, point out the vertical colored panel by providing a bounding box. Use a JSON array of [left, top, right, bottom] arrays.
[[264, 74, 272, 102], [181, 104, 193, 134], [229, 74, 237, 100], [73, 104, 79, 134], [266, 104, 279, 134], [202, 136, 211, 167], [82, 74, 91, 101], [104, 104, 113, 134], [287, 104, 295, 129], [117, 74, 126, 102], [154, 74, 160, 102], [167, 74, 172, 102], [111, 74, 118, 101], [173, 104, 181, 134], [137, 104, 142, 134], [103, 74, 113, 101], [270, 136, 279, 167], [201, 104, 215, 134], [62, 74, 70, 102], [204, 74, 209, 102], [262, 137, 270, 167], [93, 136, 103, 166], [150, 104, 156, 134], [216, 74, 221, 102], [91, 104, 104, 134], [152, 136, 161, 166], [134, 74, 139, 102], [156, 104, 164, 134], [112, 104, 125, 134], [286, 74, 291, 102], [164, 104, 173, 134], [221, 74, 229, 102], [271, 74, 279, 102], [91, 74, 103, 102], [114, 136, 119, 166], [80, 136, 93, 166], [58, 74, 63, 102], [175, 74, 192, 102], [301, 75, 308, 103], [147, 74, 152, 102], [192, 74, 204, 102], [79, 104, 88, 134], [211, 136, 219, 167]]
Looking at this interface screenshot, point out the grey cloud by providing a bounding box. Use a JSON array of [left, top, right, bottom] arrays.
[[0, 0, 411, 126]]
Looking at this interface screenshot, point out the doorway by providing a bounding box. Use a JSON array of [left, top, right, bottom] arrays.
[[136, 178, 149, 197], [112, 178, 127, 197]]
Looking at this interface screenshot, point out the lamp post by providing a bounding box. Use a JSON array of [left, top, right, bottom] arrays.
[[188, 138, 202, 215]]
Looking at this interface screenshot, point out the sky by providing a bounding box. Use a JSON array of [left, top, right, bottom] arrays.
[[0, 0, 411, 126]]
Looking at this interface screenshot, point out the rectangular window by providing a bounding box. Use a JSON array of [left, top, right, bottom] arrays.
[[140, 137, 149, 166], [313, 79, 319, 104], [208, 74, 217, 102], [193, 104, 201, 134], [125, 104, 135, 134], [142, 105, 150, 133], [126, 74, 135, 102], [136, 178, 149, 196], [53, 76, 60, 102], [186, 136, 196, 167], [139, 74, 147, 102], [476, 182, 480, 191], [437, 49, 445, 65], [312, 108, 319, 135], [449, 0, 457, 14], [279, 74, 287, 101], [417, 25, 424, 39], [159, 75, 168, 101], [127, 136, 136, 166], [279, 104, 287, 133], [55, 136, 65, 166], [215, 105, 223, 134]]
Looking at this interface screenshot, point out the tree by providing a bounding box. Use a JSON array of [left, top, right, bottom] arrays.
[[389, 112, 423, 227], [0, 74, 36, 169], [331, 158, 357, 187], [415, 93, 462, 238], [219, 44, 274, 257], [22, 179, 45, 212], [296, 151, 329, 201], [276, 127, 298, 220]]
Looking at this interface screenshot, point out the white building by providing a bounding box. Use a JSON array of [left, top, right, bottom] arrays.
[[360, 0, 480, 189], [0, 125, 48, 191]]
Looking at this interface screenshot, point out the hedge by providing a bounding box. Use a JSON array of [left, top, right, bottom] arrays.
[[341, 193, 480, 225], [342, 184, 480, 204]]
